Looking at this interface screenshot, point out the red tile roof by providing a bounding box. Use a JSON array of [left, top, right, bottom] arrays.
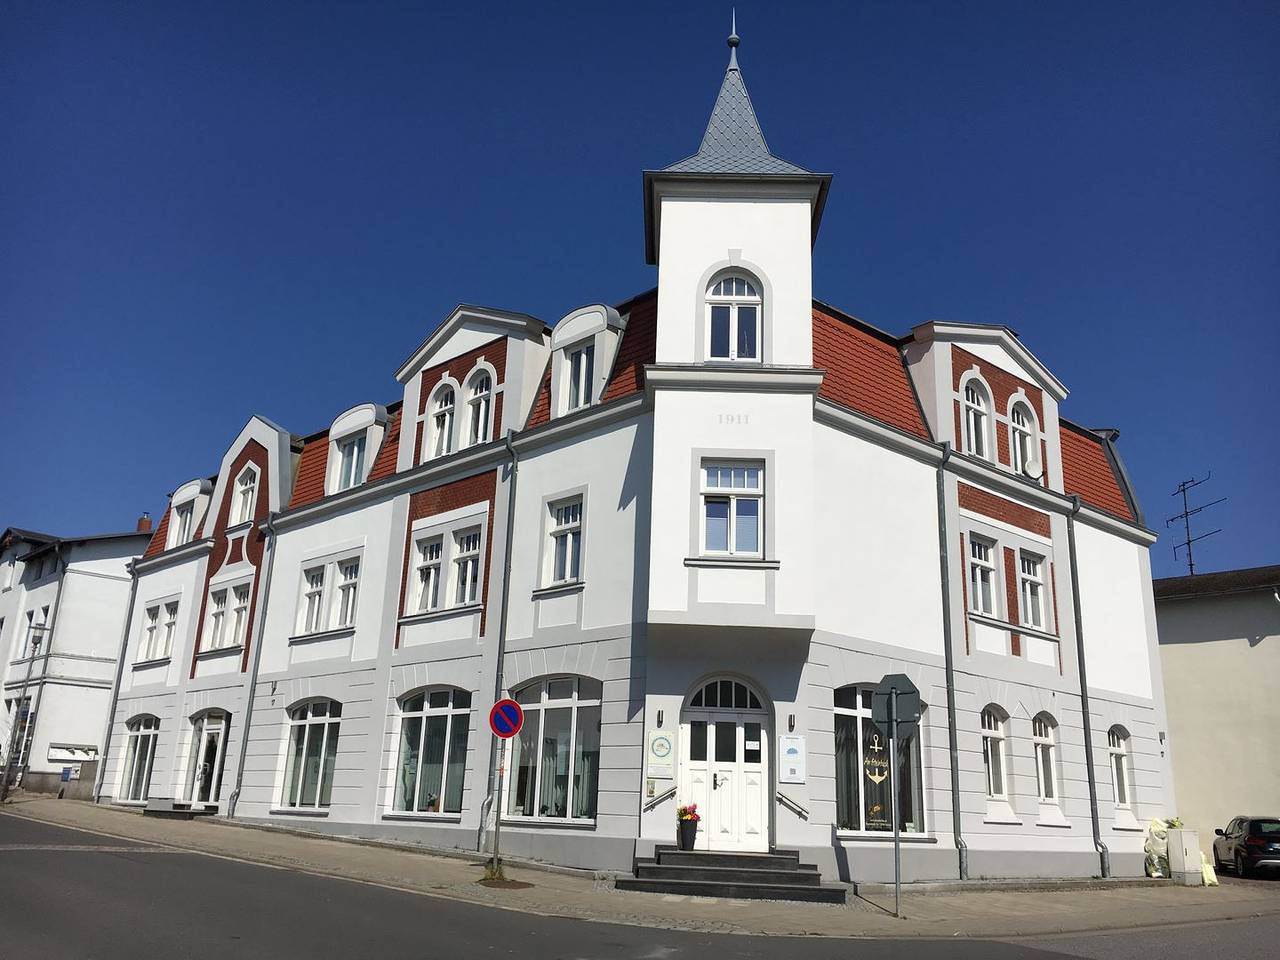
[[812, 304, 930, 439], [287, 431, 330, 510], [525, 361, 553, 430], [1060, 422, 1135, 522], [368, 407, 401, 482], [601, 291, 657, 402], [141, 504, 172, 558]]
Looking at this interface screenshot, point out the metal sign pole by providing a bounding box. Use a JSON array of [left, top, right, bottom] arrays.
[[890, 685, 901, 919], [487, 736, 506, 881]]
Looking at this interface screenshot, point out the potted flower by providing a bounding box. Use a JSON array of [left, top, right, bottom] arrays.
[[676, 803, 700, 850]]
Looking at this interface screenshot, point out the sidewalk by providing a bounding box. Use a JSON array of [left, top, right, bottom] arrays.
[[4, 797, 1277, 939]]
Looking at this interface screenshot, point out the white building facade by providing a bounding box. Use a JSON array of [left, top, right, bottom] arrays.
[[97, 38, 1173, 882]]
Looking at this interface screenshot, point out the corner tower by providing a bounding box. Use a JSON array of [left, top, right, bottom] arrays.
[[643, 24, 831, 366]]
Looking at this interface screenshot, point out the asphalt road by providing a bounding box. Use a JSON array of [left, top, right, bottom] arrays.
[[0, 814, 1275, 960]]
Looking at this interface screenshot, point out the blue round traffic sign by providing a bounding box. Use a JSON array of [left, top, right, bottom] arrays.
[[489, 698, 524, 739]]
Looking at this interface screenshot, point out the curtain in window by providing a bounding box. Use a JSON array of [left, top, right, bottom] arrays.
[[418, 716, 448, 812], [319, 720, 339, 807], [538, 708, 571, 818], [445, 713, 469, 813], [508, 719, 538, 816], [394, 716, 422, 811], [834, 714, 860, 831], [572, 705, 600, 819]]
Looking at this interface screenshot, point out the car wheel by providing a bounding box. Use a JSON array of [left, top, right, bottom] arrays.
[[1236, 853, 1251, 879]]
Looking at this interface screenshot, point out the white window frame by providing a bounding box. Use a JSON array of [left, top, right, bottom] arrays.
[[391, 687, 472, 815], [546, 497, 583, 586], [331, 558, 360, 628], [412, 537, 443, 613], [962, 379, 991, 460], [183, 710, 229, 805], [118, 715, 159, 803], [280, 700, 342, 810], [566, 341, 595, 411], [232, 465, 259, 526], [700, 461, 764, 558], [161, 601, 178, 657], [336, 433, 367, 491], [293, 552, 362, 636], [1108, 727, 1131, 809], [968, 537, 997, 616], [430, 386, 456, 458], [981, 706, 1008, 800], [502, 676, 602, 823], [298, 566, 326, 634], [452, 528, 481, 606], [1032, 714, 1058, 802], [1019, 552, 1046, 630], [229, 583, 251, 647], [207, 589, 229, 650], [705, 274, 762, 362], [465, 372, 492, 447], [138, 605, 166, 662], [1010, 402, 1036, 474], [172, 501, 195, 547]]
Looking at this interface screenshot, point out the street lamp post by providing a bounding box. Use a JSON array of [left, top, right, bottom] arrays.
[[0, 628, 45, 803]]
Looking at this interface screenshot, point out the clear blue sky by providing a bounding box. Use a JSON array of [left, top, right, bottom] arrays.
[[2, 1, 1276, 579]]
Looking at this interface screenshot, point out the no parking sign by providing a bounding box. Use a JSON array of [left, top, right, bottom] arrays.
[[489, 698, 524, 739]]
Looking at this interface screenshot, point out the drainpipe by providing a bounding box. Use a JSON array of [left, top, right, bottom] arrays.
[[935, 443, 968, 879], [93, 560, 140, 802], [1067, 496, 1110, 878], [477, 432, 520, 854], [227, 512, 278, 817]]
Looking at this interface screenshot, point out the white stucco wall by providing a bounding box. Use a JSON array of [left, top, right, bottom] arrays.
[[1075, 523, 1154, 699]]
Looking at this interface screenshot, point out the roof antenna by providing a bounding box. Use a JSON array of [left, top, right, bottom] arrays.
[[728, 8, 739, 70], [1165, 471, 1226, 576]]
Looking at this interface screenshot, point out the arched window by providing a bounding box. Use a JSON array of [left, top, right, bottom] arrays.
[[119, 715, 159, 802], [465, 373, 492, 446], [431, 386, 455, 458], [962, 380, 991, 459], [834, 686, 925, 833], [506, 676, 601, 821], [1108, 726, 1131, 808], [981, 705, 1008, 799], [1032, 713, 1058, 802], [393, 687, 472, 814], [1010, 401, 1036, 475], [706, 273, 761, 362], [184, 710, 230, 805], [233, 465, 258, 525], [282, 700, 342, 810]]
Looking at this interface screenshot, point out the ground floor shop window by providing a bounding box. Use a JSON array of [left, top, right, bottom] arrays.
[[282, 700, 342, 809], [833, 686, 924, 833], [120, 715, 159, 802], [393, 687, 471, 814], [505, 676, 601, 821]]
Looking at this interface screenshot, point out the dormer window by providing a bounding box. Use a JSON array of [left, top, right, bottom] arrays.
[[336, 434, 366, 491], [706, 274, 760, 362], [1010, 402, 1036, 475], [466, 373, 492, 446], [962, 381, 991, 460], [233, 466, 258, 525], [173, 501, 194, 546], [432, 387, 455, 457], [567, 342, 594, 411]]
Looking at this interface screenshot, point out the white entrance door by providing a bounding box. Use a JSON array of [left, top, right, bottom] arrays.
[[679, 679, 770, 852]]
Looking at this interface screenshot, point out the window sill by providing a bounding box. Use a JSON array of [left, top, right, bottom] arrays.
[[968, 611, 1060, 643], [288, 626, 355, 646], [683, 557, 780, 570], [398, 603, 483, 627], [532, 581, 584, 600], [381, 812, 463, 824], [132, 657, 171, 671], [269, 807, 329, 818], [1112, 810, 1143, 832], [500, 816, 597, 830], [195, 645, 243, 661], [836, 832, 937, 843], [1036, 805, 1072, 829], [983, 799, 1021, 825], [114, 799, 148, 807]]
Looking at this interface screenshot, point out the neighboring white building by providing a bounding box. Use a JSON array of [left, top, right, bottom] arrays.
[[1, 524, 151, 794], [1155, 565, 1280, 854], [95, 34, 1173, 883]]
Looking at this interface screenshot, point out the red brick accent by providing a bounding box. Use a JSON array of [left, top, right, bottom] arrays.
[[288, 433, 329, 510], [367, 407, 402, 483], [190, 440, 271, 677], [601, 291, 657, 403], [228, 537, 244, 565], [957, 482, 1052, 538], [1060, 422, 1135, 522], [142, 504, 172, 558], [1003, 547, 1022, 657], [958, 533, 970, 655], [996, 419, 1011, 467], [396, 471, 497, 644], [418, 336, 507, 417], [412, 419, 425, 465], [813, 306, 930, 438], [952, 345, 1044, 424]]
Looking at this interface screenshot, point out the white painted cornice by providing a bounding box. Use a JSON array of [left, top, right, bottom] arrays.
[[644, 364, 825, 397]]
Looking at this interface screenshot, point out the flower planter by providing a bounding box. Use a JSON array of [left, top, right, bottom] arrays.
[[678, 818, 698, 851]]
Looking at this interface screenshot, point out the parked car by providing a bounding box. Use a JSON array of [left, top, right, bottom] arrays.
[[1213, 816, 1280, 877]]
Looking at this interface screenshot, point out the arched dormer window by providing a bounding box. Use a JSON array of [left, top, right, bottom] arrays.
[[336, 433, 366, 491], [962, 379, 991, 460], [465, 372, 492, 446], [1010, 401, 1038, 476], [232, 465, 258, 525], [431, 386, 455, 458], [706, 273, 761, 362]]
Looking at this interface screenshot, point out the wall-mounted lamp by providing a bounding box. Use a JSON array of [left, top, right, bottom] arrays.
[[788, 714, 795, 732], [657, 709, 664, 728]]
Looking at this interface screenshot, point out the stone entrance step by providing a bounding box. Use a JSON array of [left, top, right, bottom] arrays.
[[616, 846, 847, 904], [141, 799, 217, 820]]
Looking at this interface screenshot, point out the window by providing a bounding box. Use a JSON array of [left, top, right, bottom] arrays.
[[207, 590, 228, 649], [413, 538, 443, 612], [119, 716, 159, 802], [968, 538, 996, 616], [4, 697, 34, 769], [706, 274, 761, 361], [162, 602, 178, 656], [963, 381, 990, 459], [337, 434, 367, 491], [233, 466, 258, 525], [1010, 402, 1035, 474], [230, 584, 250, 646], [299, 567, 325, 634], [701, 462, 763, 557], [981, 706, 1008, 799], [431, 387, 455, 458], [506, 676, 601, 821], [1019, 553, 1046, 629], [466, 373, 492, 446], [184, 710, 229, 805], [173, 501, 195, 546], [547, 498, 583, 585], [393, 688, 472, 814], [281, 700, 342, 809], [834, 686, 925, 833], [1108, 726, 1131, 808], [453, 528, 480, 606], [331, 558, 359, 628], [1032, 713, 1057, 802], [139, 605, 162, 661], [567, 342, 595, 411]]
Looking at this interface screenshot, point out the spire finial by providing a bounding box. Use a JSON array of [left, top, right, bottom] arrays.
[[727, 8, 739, 70]]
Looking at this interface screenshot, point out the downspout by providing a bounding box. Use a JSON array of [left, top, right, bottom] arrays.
[[1067, 496, 1110, 877], [93, 560, 140, 802], [227, 512, 278, 817], [935, 443, 968, 879], [477, 432, 520, 853]]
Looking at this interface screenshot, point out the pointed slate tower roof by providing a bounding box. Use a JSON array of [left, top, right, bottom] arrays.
[[642, 19, 831, 264]]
